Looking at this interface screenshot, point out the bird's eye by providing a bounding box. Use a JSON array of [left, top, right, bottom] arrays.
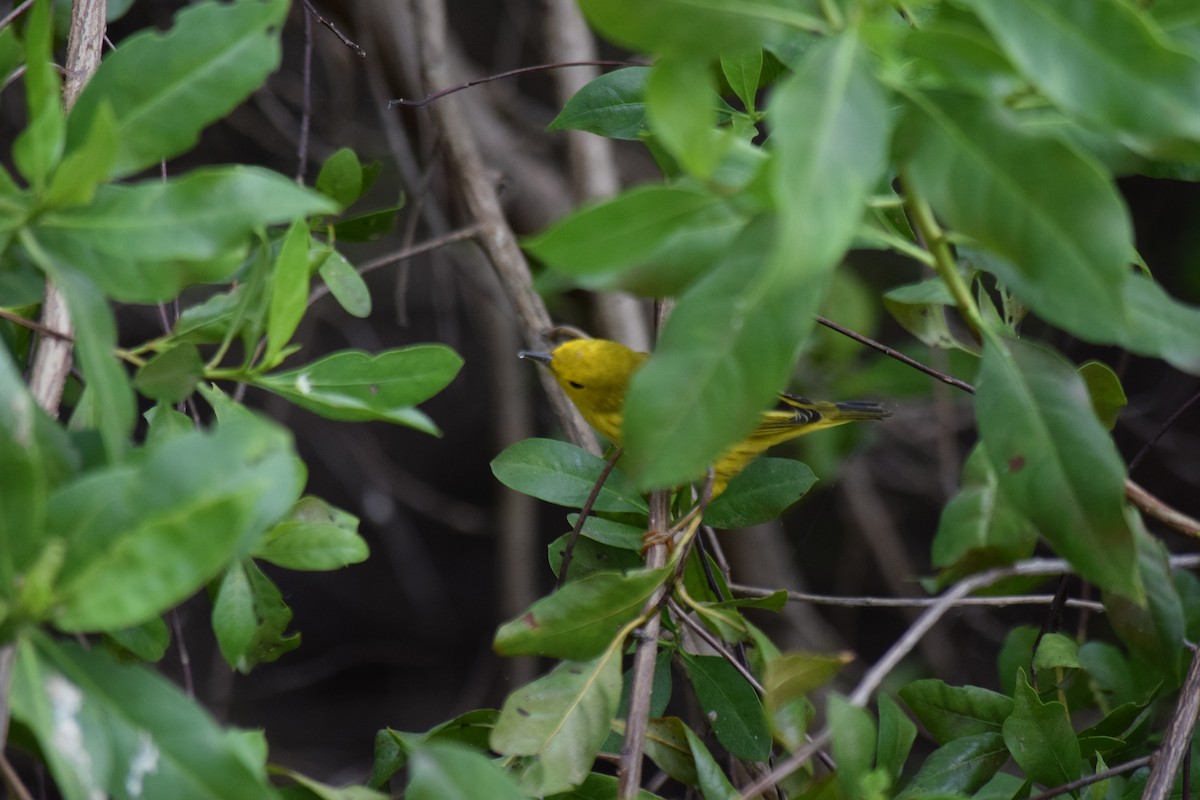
[[568, 381, 584, 389]]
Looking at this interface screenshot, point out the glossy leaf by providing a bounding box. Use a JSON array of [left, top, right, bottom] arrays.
[[703, 457, 818, 529], [683, 725, 739, 800], [491, 438, 648, 513], [10, 634, 279, 800], [548, 67, 650, 140], [66, 0, 290, 178], [897, 90, 1135, 344], [975, 333, 1137, 596], [1002, 671, 1082, 788], [254, 345, 462, 433], [966, 0, 1200, 159], [898, 679, 1012, 744], [682, 653, 771, 762], [548, 532, 642, 581], [491, 652, 623, 796], [133, 342, 204, 404], [896, 732, 1009, 800], [493, 567, 667, 659], [642, 717, 697, 787]]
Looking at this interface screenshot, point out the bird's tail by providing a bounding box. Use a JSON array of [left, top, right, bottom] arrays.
[[778, 393, 891, 422]]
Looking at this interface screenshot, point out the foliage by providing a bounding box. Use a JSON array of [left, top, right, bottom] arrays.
[[377, 0, 1200, 798], [0, 1, 459, 797]]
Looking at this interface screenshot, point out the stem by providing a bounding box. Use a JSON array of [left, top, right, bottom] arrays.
[[900, 173, 985, 340]]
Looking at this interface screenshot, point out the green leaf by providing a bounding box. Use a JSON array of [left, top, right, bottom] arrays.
[[898, 679, 1013, 744], [49, 414, 300, 631], [133, 342, 204, 404], [877, 694, 917, 785], [493, 567, 667, 659], [491, 652, 623, 796], [524, 183, 744, 287], [272, 767, 387, 800], [35, 166, 339, 303], [317, 248, 371, 318], [43, 103, 117, 210], [332, 204, 402, 242], [10, 634, 280, 800], [722, 49, 763, 113], [402, 739, 526, 800], [646, 56, 726, 179], [575, 0, 805, 56], [897, 89, 1135, 344], [770, 30, 892, 278], [569, 514, 646, 550], [212, 559, 300, 673], [1102, 524, 1186, 684], [549, 532, 643, 581], [12, 0, 63, 190], [1120, 272, 1200, 376], [683, 725, 740, 800], [265, 219, 312, 367], [546, 773, 665, 799], [642, 717, 698, 787], [548, 67, 650, 140], [255, 496, 368, 571], [0, 346, 77, 598], [896, 732, 1009, 800], [883, 279, 975, 352], [316, 148, 364, 208], [965, 0, 1200, 159], [682, 653, 771, 762], [1002, 671, 1082, 788], [765, 651, 853, 710], [703, 457, 818, 529], [35, 256, 135, 462], [253, 345, 462, 433], [66, 0, 291, 178], [621, 218, 809, 490], [829, 695, 877, 800], [975, 333, 1137, 596], [491, 439, 648, 513], [1033, 633, 1082, 672], [106, 616, 170, 662], [1078, 361, 1127, 431]]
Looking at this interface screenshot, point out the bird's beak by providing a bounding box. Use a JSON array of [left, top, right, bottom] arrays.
[[519, 350, 553, 364]]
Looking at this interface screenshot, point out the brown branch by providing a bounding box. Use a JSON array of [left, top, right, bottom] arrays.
[[391, 59, 643, 108], [1027, 755, 1152, 800], [301, 0, 365, 57], [618, 489, 671, 799], [1126, 480, 1200, 538], [409, 0, 597, 454], [816, 314, 976, 394], [556, 448, 622, 588], [1143, 645, 1200, 800], [0, 0, 34, 31], [0, 308, 75, 342]]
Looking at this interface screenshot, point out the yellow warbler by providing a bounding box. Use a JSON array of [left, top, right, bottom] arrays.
[[521, 338, 890, 496]]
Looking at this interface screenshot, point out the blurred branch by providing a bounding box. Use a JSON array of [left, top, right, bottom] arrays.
[[408, 0, 598, 454], [301, 1, 365, 57], [391, 59, 642, 108], [1143, 645, 1200, 800], [1126, 480, 1200, 538]]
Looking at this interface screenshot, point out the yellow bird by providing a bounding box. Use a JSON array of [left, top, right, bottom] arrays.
[[521, 338, 890, 497]]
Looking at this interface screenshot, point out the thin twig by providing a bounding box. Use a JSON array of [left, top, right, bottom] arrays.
[[669, 597, 764, 694], [301, 0, 365, 56], [730, 583, 1106, 613], [1128, 386, 1200, 474], [735, 557, 1120, 800], [307, 224, 483, 307], [619, 490, 671, 799], [556, 448, 622, 588], [391, 60, 644, 108], [0, 751, 34, 800], [1126, 480, 1200, 538], [296, 3, 313, 183], [816, 315, 975, 394], [0, 0, 34, 31], [0, 308, 75, 342], [1026, 756, 1152, 800]]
